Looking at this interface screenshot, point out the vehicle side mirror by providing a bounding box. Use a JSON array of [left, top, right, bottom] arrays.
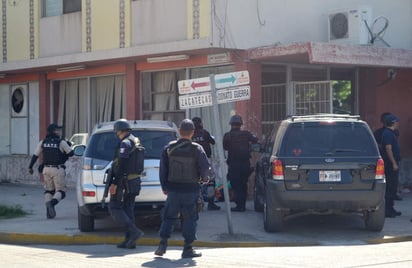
[[73, 145, 86, 156]]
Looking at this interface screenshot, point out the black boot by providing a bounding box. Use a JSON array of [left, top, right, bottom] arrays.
[[125, 229, 144, 249], [46, 198, 58, 219], [182, 244, 202, 258], [117, 232, 130, 248], [154, 239, 167, 256], [207, 201, 220, 211]]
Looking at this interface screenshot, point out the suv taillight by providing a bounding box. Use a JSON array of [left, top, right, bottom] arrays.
[[272, 159, 284, 180], [375, 159, 385, 180]]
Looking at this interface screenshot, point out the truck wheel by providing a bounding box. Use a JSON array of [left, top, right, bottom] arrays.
[[365, 200, 385, 232], [78, 206, 95, 232], [254, 170, 264, 212], [263, 190, 283, 232]]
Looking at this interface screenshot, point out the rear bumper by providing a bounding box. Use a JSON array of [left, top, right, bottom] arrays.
[[79, 201, 165, 218], [266, 179, 385, 211]]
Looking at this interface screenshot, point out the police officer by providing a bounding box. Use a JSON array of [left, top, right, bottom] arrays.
[[155, 119, 212, 258], [380, 114, 402, 218], [223, 115, 258, 212], [191, 117, 220, 211], [109, 119, 144, 249], [28, 123, 74, 219]]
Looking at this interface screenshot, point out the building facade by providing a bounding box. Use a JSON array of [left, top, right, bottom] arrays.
[[1, 0, 412, 185]]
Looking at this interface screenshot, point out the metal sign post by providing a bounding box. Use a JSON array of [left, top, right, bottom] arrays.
[[209, 74, 234, 235]]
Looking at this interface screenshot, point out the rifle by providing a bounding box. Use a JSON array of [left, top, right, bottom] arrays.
[[101, 168, 114, 208]]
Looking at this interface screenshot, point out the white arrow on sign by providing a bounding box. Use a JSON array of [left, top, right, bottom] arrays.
[[214, 71, 250, 89]]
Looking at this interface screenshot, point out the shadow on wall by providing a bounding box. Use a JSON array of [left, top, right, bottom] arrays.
[[0, 155, 82, 187]]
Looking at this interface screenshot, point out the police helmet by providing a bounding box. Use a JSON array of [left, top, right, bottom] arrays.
[[229, 115, 243, 125], [47, 123, 63, 133], [192, 117, 202, 128], [113, 119, 131, 132]]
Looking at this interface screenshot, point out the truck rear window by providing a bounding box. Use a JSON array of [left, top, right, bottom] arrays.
[[281, 122, 378, 157], [85, 130, 177, 161]]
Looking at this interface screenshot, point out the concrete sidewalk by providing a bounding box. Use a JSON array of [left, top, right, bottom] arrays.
[[1, 183, 412, 247]]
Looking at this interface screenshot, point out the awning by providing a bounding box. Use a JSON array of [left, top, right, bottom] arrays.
[[248, 42, 412, 68]]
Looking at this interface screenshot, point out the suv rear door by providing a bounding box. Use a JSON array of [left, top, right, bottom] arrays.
[[277, 121, 380, 191]]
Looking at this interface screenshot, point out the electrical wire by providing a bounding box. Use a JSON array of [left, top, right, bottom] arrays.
[[257, 0, 266, 26], [364, 16, 390, 47]]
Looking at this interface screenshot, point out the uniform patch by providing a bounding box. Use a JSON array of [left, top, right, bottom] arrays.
[[120, 148, 126, 154]]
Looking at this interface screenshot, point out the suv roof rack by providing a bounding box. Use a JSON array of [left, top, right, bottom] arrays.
[[289, 114, 361, 122]]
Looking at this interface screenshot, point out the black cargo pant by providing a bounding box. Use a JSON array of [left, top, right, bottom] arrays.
[[384, 162, 399, 212], [227, 160, 251, 209], [109, 178, 142, 238]]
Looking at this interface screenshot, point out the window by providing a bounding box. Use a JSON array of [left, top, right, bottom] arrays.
[[141, 70, 186, 124], [43, 0, 81, 17]]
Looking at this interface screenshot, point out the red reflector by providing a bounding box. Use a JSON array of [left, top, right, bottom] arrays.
[[375, 159, 385, 179], [82, 191, 96, 197]]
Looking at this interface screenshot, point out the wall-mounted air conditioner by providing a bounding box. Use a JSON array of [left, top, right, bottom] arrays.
[[328, 7, 372, 45], [11, 85, 28, 117]]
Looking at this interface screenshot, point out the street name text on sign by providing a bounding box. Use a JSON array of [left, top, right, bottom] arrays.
[[178, 70, 250, 109], [178, 86, 250, 109]]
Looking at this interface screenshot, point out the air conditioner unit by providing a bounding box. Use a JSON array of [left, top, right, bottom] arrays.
[[328, 7, 372, 45], [11, 85, 28, 117]]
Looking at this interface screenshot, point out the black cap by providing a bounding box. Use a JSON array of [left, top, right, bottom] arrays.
[[179, 119, 195, 131], [385, 114, 400, 125], [47, 123, 63, 133]]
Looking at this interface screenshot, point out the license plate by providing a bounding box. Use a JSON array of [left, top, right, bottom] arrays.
[[319, 170, 341, 182]]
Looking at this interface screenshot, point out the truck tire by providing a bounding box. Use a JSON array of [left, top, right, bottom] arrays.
[[263, 189, 283, 232], [253, 170, 264, 212], [78, 206, 95, 232], [365, 200, 385, 232]]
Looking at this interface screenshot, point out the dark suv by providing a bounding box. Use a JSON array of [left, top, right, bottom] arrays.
[[254, 114, 386, 232]]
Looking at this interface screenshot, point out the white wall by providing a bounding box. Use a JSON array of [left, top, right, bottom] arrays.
[[132, 0, 187, 45], [212, 0, 412, 49], [39, 12, 82, 57]]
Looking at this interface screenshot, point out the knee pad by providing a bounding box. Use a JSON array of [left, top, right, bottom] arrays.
[[44, 190, 55, 196], [58, 190, 66, 200]]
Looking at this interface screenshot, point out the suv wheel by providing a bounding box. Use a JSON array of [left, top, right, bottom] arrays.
[[78, 206, 95, 232], [263, 190, 283, 232], [253, 169, 264, 212], [364, 200, 385, 232]]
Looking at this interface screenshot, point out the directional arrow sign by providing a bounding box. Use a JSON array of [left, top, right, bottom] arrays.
[[214, 71, 250, 89], [178, 77, 211, 94]]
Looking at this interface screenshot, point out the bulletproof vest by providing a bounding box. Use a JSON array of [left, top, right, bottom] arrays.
[[192, 129, 212, 157], [126, 137, 145, 175], [42, 136, 65, 165], [167, 141, 199, 184], [228, 130, 251, 161], [112, 136, 145, 177]]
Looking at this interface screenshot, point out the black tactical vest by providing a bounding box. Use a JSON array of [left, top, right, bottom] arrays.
[[228, 130, 251, 161], [42, 136, 65, 165], [126, 137, 145, 175], [167, 141, 199, 184]]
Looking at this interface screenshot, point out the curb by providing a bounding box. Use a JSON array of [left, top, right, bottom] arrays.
[[3, 232, 412, 247]]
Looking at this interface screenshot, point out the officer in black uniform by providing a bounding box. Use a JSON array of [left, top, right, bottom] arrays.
[[191, 117, 220, 211], [109, 119, 144, 249], [155, 119, 212, 259], [28, 123, 74, 219], [223, 115, 258, 212]]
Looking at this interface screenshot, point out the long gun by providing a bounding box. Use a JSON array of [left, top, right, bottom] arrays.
[[101, 168, 114, 208]]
